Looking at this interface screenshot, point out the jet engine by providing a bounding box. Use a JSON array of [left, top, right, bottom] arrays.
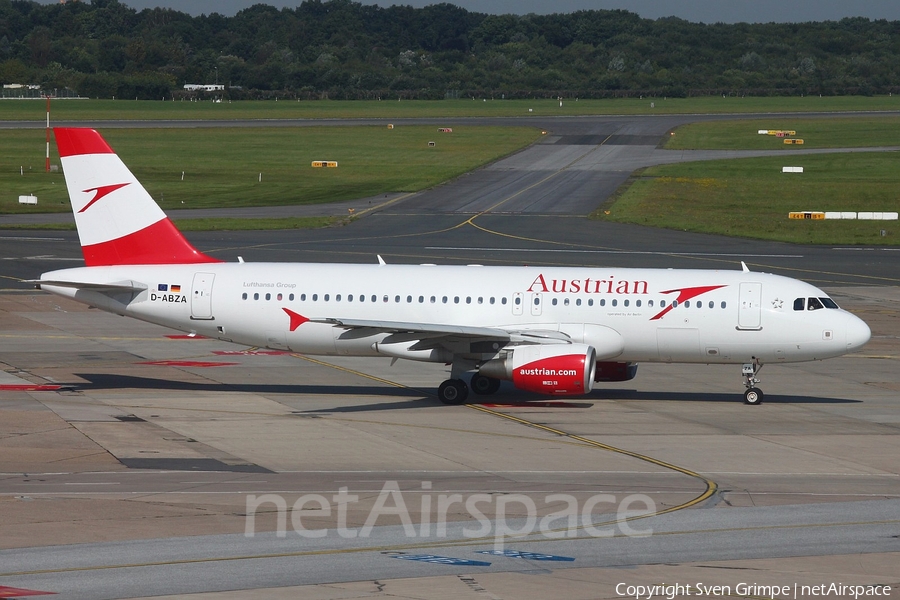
[[479, 344, 597, 396]]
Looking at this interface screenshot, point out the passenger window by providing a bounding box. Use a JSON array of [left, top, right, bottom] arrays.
[[624, 299, 629, 307], [793, 298, 804, 311], [301, 294, 306, 301], [501, 297, 507, 305], [347, 295, 353, 302], [684, 300, 690, 308], [514, 297, 521, 305], [371, 295, 377, 302], [466, 297, 472, 304], [277, 293, 283, 301], [588, 299, 593, 307], [660, 300, 666, 307], [648, 300, 654, 307], [533, 297, 539, 305], [324, 294, 330, 301], [808, 297, 824, 311], [490, 297, 495, 304], [407, 295, 412, 303], [442, 296, 448, 304], [600, 299, 606, 306], [721, 301, 726, 309], [611, 299, 617, 307], [454, 296, 460, 304], [672, 300, 678, 308], [394, 295, 400, 303], [552, 298, 558, 306], [430, 296, 436, 303], [564, 298, 570, 306], [242, 293, 247, 300], [290, 293, 295, 301], [418, 296, 424, 303], [635, 299, 641, 307], [478, 297, 483, 304], [265, 293, 271, 301], [358, 295, 363, 302], [336, 294, 341, 302], [576, 299, 582, 306], [312, 294, 318, 301], [708, 301, 713, 309], [254, 293, 259, 300], [383, 295, 388, 303]]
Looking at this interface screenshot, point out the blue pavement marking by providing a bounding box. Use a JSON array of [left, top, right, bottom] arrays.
[[392, 554, 492, 567], [476, 550, 575, 561]]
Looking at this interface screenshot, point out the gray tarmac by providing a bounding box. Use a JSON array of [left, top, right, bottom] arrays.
[[0, 113, 898, 599]]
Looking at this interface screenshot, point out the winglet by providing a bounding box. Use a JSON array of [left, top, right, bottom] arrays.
[[55, 128, 221, 267]]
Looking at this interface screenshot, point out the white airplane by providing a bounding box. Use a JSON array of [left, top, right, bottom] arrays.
[[35, 128, 871, 405]]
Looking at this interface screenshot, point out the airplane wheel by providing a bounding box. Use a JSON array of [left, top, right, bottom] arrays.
[[744, 387, 764, 405], [438, 379, 468, 405], [471, 373, 501, 395]]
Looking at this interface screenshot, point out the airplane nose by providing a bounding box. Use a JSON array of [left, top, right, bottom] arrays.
[[845, 313, 871, 351]]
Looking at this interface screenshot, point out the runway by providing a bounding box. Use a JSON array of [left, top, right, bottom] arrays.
[[0, 112, 898, 599]]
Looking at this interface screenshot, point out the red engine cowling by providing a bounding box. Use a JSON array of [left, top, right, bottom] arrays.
[[594, 361, 638, 382], [480, 344, 597, 396]]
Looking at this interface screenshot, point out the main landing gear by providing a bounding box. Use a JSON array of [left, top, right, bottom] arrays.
[[470, 372, 501, 396], [438, 379, 468, 405], [742, 360, 764, 405], [438, 373, 502, 405]]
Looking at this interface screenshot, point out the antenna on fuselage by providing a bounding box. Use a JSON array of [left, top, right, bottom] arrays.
[[377, 255, 386, 265], [741, 261, 750, 272]]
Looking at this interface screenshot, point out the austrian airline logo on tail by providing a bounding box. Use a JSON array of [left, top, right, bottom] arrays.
[[54, 128, 221, 267], [650, 285, 727, 321], [78, 183, 131, 213]]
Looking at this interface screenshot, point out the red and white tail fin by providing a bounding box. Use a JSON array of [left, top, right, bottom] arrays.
[[54, 128, 220, 266]]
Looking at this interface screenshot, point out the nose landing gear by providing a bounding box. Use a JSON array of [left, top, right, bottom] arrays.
[[742, 360, 764, 405]]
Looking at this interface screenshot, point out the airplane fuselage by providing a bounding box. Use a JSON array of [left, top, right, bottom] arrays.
[[40, 263, 869, 365]]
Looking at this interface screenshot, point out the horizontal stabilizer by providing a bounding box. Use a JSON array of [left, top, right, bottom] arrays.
[[29, 279, 148, 292]]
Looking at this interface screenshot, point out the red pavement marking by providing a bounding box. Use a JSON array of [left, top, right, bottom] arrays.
[[138, 360, 238, 368], [212, 350, 294, 356], [164, 334, 208, 339], [0, 384, 62, 391], [0, 586, 56, 597]]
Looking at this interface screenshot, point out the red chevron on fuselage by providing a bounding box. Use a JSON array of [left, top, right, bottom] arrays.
[[649, 285, 727, 321]]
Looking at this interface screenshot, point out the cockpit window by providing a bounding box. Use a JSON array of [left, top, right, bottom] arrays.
[[820, 297, 839, 309], [807, 297, 824, 311], [793, 298, 804, 311]]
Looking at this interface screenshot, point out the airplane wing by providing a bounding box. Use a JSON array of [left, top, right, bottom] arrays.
[[307, 315, 575, 352], [311, 317, 511, 339]]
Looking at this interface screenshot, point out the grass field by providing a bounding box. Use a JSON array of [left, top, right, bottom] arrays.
[[2, 95, 900, 121], [595, 152, 900, 245], [1, 125, 540, 214], [666, 117, 900, 149]]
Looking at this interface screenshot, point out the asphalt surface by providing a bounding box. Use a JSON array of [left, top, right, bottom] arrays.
[[0, 112, 898, 599]]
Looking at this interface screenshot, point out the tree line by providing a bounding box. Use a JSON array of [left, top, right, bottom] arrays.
[[1, 0, 899, 100]]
